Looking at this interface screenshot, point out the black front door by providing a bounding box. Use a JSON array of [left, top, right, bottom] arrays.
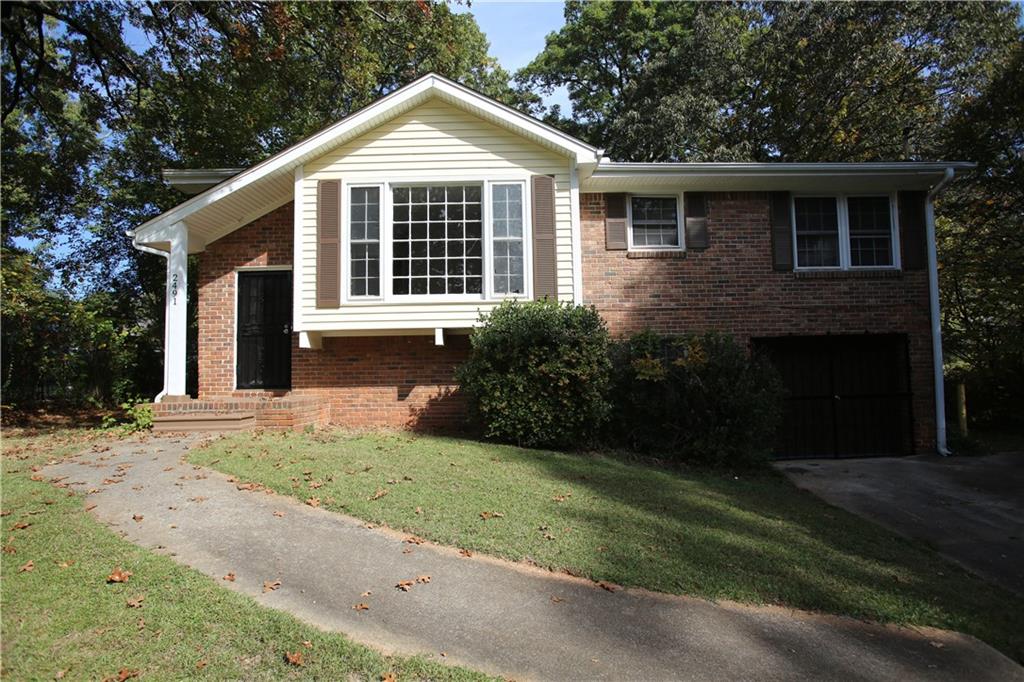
[[236, 271, 292, 390], [756, 334, 914, 458]]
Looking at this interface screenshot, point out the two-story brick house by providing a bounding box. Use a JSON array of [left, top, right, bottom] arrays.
[[130, 74, 970, 457]]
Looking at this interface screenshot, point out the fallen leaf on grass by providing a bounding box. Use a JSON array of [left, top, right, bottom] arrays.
[[102, 669, 139, 682], [284, 651, 304, 667], [11, 522, 31, 530], [195, 660, 207, 670], [479, 511, 504, 520], [552, 493, 572, 502], [223, 572, 236, 582], [30, 474, 45, 482], [305, 497, 321, 508], [132, 514, 143, 522], [458, 548, 472, 558], [19, 560, 34, 572], [0, 511, 8, 517], [57, 560, 75, 569], [405, 536, 425, 545], [395, 580, 414, 592], [263, 579, 281, 593], [55, 669, 67, 679], [107, 567, 133, 583], [126, 595, 145, 608], [308, 480, 323, 489], [414, 506, 423, 515], [597, 581, 619, 593], [2, 543, 15, 555], [368, 488, 389, 501], [302, 640, 313, 648], [352, 603, 369, 611], [382, 673, 397, 682], [273, 511, 285, 517]]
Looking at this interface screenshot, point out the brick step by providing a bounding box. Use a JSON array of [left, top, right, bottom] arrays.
[[153, 411, 256, 433]]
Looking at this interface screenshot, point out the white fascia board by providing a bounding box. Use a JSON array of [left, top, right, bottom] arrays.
[[591, 161, 976, 178], [133, 73, 599, 243]]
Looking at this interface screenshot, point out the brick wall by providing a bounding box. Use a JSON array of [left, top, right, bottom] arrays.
[[196, 202, 468, 430], [580, 191, 937, 452]]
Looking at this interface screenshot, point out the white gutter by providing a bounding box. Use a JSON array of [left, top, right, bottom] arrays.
[[126, 230, 170, 403], [591, 161, 976, 177], [926, 167, 956, 455]]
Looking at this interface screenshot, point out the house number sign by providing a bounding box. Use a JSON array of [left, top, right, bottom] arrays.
[[170, 273, 179, 305]]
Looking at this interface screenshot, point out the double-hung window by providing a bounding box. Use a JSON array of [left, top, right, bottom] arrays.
[[628, 196, 681, 249], [792, 194, 898, 270], [345, 180, 529, 301]]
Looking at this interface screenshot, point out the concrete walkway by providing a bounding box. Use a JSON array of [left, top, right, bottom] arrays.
[[779, 453, 1024, 596], [46, 436, 1022, 682]]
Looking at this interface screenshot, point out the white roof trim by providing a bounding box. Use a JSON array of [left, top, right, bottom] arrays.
[[592, 161, 976, 177], [132, 73, 600, 243]]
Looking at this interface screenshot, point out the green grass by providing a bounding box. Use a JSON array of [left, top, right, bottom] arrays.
[[191, 429, 1024, 661], [1, 427, 492, 681]]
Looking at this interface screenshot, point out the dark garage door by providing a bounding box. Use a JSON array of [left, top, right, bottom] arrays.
[[755, 334, 914, 458]]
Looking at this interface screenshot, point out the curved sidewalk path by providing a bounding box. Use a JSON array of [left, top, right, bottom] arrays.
[[46, 436, 1022, 682]]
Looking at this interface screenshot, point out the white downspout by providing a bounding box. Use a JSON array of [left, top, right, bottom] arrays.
[[925, 168, 955, 455], [127, 232, 171, 403]]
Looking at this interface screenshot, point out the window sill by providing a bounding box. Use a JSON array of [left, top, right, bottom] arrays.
[[793, 269, 902, 280], [626, 250, 687, 260]]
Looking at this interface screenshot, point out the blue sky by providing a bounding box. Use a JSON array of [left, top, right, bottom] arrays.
[[454, 0, 571, 111]]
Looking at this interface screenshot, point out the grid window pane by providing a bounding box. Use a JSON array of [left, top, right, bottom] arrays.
[[794, 197, 840, 267], [847, 196, 893, 267], [349, 187, 380, 296], [392, 184, 483, 296], [492, 183, 525, 294], [630, 197, 679, 247]]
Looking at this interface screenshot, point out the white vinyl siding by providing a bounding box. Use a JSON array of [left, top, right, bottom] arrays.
[[300, 98, 574, 332]]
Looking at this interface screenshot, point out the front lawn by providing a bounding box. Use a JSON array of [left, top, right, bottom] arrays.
[[192, 429, 1024, 661], [1, 428, 490, 681]]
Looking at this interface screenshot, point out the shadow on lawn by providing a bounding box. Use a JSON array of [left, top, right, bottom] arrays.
[[476, 441, 1024, 661]]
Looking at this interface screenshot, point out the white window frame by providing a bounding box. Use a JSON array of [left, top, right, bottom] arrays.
[[791, 192, 901, 271], [341, 176, 533, 304], [343, 182, 384, 301], [626, 193, 685, 251]]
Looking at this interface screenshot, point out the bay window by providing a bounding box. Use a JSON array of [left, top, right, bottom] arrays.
[[345, 179, 530, 302], [792, 194, 898, 270]]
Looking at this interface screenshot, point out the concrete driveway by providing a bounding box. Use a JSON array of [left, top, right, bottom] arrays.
[[778, 453, 1024, 596]]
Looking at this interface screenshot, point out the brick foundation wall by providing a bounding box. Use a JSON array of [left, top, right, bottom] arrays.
[[196, 202, 467, 430], [581, 191, 937, 453]]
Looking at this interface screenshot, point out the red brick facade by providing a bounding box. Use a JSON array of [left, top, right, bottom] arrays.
[[196, 202, 467, 431], [581, 191, 936, 452], [195, 193, 936, 450]]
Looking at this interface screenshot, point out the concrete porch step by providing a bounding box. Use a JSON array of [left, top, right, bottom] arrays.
[[152, 411, 256, 433]]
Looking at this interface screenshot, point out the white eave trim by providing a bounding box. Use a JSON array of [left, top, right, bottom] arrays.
[[132, 73, 600, 243], [590, 161, 976, 178]]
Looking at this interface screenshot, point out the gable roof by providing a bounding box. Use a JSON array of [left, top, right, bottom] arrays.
[[131, 73, 602, 249]]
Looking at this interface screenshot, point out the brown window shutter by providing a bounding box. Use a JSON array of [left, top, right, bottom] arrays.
[[684, 192, 708, 250], [769, 191, 793, 271], [605, 193, 627, 250], [531, 175, 558, 300], [316, 179, 341, 308], [898, 190, 927, 270]]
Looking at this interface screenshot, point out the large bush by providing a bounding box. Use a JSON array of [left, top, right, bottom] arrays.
[[456, 299, 611, 448], [607, 331, 784, 467]]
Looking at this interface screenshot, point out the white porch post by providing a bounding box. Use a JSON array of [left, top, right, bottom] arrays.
[[162, 221, 189, 399]]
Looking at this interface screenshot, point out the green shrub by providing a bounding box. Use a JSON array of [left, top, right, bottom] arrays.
[[101, 397, 154, 433], [607, 331, 784, 467], [456, 299, 611, 448]]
